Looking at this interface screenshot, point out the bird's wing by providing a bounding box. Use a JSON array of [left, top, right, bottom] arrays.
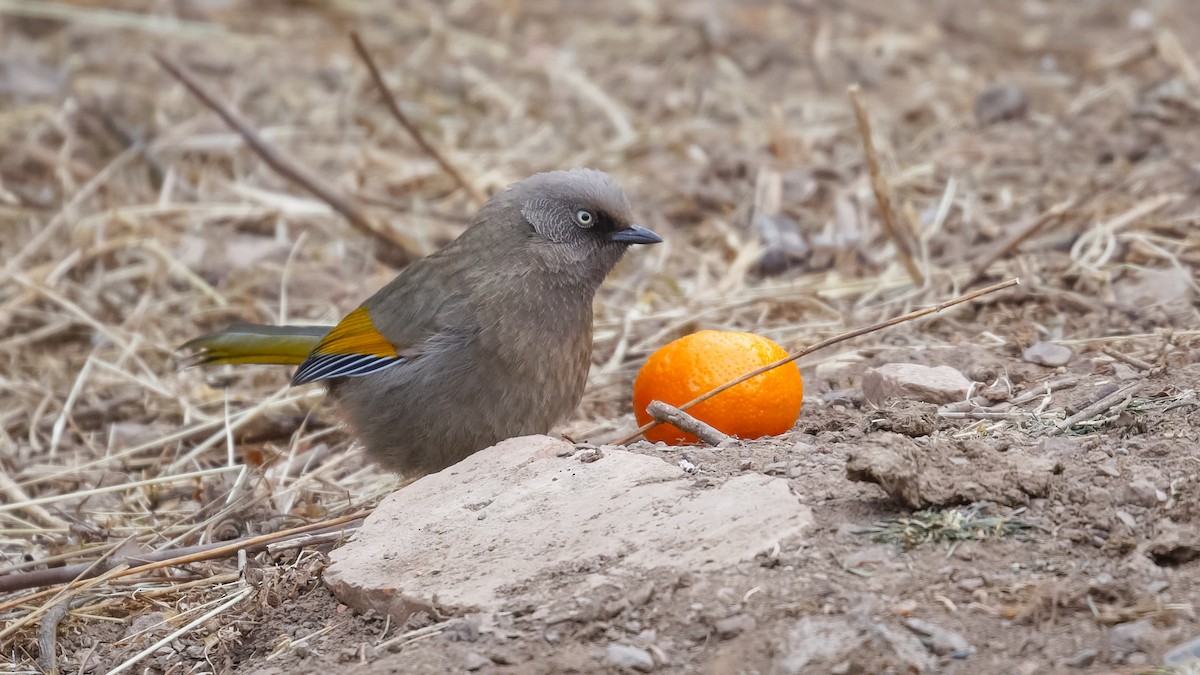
[[291, 306, 410, 385]]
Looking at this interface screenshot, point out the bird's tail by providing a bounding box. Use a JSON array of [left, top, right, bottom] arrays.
[[181, 323, 331, 367]]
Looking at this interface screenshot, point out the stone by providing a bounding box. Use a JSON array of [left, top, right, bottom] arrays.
[[1125, 479, 1160, 508], [1062, 648, 1098, 668], [862, 363, 973, 405], [1108, 617, 1155, 654], [714, 614, 756, 639], [902, 617, 975, 657], [1113, 266, 1195, 316], [463, 652, 490, 671], [1165, 633, 1200, 664], [325, 436, 812, 623], [606, 643, 654, 672], [814, 354, 865, 387], [775, 615, 934, 674], [1022, 342, 1073, 368], [975, 83, 1030, 126]]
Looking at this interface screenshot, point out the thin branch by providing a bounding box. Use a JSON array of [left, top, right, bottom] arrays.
[[613, 278, 1021, 445], [36, 601, 69, 674], [152, 53, 419, 267], [0, 510, 367, 596], [967, 197, 1076, 286], [1051, 382, 1141, 435], [646, 400, 731, 446], [349, 31, 487, 207], [848, 84, 924, 286]]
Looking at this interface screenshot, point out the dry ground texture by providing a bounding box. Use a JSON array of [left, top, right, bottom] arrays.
[[2, 0, 1200, 673]]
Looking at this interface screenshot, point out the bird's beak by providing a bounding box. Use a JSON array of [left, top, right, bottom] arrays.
[[610, 225, 663, 245]]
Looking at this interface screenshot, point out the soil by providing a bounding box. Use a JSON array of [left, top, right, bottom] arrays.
[[3, 0, 1200, 673]]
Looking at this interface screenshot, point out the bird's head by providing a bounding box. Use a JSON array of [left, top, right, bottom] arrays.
[[481, 169, 661, 275]]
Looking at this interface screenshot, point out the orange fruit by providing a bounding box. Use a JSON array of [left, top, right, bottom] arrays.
[[632, 330, 803, 445]]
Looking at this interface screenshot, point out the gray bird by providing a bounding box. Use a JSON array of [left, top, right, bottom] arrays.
[[184, 169, 661, 476]]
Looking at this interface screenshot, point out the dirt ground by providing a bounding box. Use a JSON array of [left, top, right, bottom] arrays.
[[2, 0, 1200, 673]]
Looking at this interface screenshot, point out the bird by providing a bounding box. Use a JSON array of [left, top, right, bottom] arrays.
[[183, 169, 662, 477]]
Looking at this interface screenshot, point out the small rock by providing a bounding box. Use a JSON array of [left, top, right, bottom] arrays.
[[738, 459, 754, 471], [607, 643, 654, 672], [1114, 266, 1195, 315], [1165, 633, 1200, 664], [763, 461, 790, 476], [1111, 363, 1141, 380], [1097, 459, 1121, 478], [185, 645, 206, 660], [1125, 479, 1159, 508], [957, 577, 985, 592], [1022, 342, 1073, 367], [975, 83, 1030, 126], [902, 618, 975, 658], [604, 598, 630, 619], [714, 614, 756, 639], [1108, 618, 1155, 654], [1062, 647, 1098, 668], [776, 616, 935, 674], [862, 363, 974, 405], [815, 354, 865, 387], [629, 582, 656, 607], [890, 600, 918, 617], [463, 652, 490, 671], [1148, 521, 1200, 567]]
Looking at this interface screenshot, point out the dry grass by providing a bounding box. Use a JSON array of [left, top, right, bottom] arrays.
[[1, 0, 1198, 669]]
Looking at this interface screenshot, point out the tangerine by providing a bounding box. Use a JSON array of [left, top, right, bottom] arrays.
[[632, 330, 803, 445]]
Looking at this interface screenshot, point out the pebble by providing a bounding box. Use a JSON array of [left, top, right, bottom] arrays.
[[1097, 459, 1121, 478], [464, 652, 491, 671], [975, 83, 1030, 126], [862, 363, 973, 405], [1165, 633, 1200, 664], [1108, 617, 1155, 654], [1022, 342, 1073, 367], [628, 581, 656, 607], [1062, 647, 1098, 668], [902, 618, 975, 658], [1125, 479, 1160, 507], [606, 643, 655, 672], [714, 614, 756, 639], [957, 577, 986, 592], [763, 461, 790, 476]]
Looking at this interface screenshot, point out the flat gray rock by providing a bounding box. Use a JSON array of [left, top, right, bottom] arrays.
[[862, 363, 973, 405], [1023, 342, 1073, 367], [324, 436, 812, 623]]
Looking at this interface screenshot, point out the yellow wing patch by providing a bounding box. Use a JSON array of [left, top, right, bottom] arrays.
[[311, 306, 398, 358]]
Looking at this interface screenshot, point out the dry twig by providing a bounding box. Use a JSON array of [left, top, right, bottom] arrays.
[[152, 53, 419, 266], [967, 198, 1077, 286], [614, 278, 1021, 445], [1100, 346, 1155, 371], [349, 31, 487, 207], [36, 601, 69, 675], [0, 510, 367, 596], [848, 84, 923, 286], [646, 400, 731, 446]]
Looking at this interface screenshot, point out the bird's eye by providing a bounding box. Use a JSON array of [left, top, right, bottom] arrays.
[[575, 209, 594, 227]]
